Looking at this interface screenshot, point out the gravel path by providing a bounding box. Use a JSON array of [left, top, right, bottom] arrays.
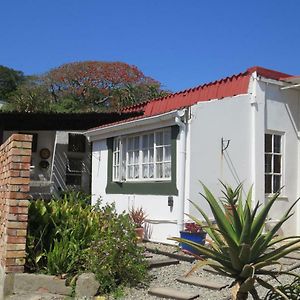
[[120, 242, 300, 300]]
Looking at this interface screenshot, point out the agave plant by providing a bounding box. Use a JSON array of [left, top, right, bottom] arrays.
[[170, 182, 300, 300]]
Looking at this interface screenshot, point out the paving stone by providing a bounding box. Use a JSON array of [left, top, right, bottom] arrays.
[[148, 287, 199, 299], [203, 266, 221, 275], [148, 258, 179, 268], [177, 276, 225, 290], [284, 252, 300, 260], [278, 258, 295, 265]]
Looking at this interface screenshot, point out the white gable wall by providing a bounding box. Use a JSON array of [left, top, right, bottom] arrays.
[[187, 94, 254, 219]]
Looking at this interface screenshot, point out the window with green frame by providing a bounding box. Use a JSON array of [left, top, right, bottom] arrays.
[[106, 126, 179, 195]]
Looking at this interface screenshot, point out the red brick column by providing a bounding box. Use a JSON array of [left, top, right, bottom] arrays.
[[0, 134, 32, 273]]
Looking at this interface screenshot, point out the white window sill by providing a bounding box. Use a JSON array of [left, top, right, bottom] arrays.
[[265, 194, 288, 201]]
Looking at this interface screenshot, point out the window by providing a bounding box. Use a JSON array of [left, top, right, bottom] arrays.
[[68, 134, 86, 152], [66, 158, 83, 186], [112, 128, 172, 182], [265, 133, 282, 193]]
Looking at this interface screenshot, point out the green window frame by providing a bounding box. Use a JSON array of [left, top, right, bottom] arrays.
[[106, 126, 179, 195]]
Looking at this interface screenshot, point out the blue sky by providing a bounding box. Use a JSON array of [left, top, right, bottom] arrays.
[[1, 0, 299, 91]]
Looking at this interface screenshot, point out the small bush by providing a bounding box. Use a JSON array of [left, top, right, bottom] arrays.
[[84, 203, 147, 294]]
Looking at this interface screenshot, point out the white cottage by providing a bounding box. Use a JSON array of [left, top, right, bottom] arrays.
[[85, 66, 300, 243]]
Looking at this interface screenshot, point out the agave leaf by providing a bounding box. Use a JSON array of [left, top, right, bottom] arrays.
[[239, 264, 255, 278], [268, 235, 300, 248], [250, 192, 280, 241], [188, 200, 225, 245], [169, 237, 234, 270], [256, 242, 300, 263], [239, 277, 255, 293], [199, 182, 238, 246], [239, 201, 252, 244], [238, 244, 251, 264], [184, 259, 215, 277], [251, 214, 294, 258], [256, 277, 289, 300]]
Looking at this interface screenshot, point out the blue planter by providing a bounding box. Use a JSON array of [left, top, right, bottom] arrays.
[[179, 231, 206, 255]]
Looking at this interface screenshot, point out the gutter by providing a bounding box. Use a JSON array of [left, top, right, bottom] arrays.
[[175, 109, 188, 232]]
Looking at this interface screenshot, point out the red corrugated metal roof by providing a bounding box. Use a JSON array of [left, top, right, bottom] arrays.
[[88, 66, 293, 132]]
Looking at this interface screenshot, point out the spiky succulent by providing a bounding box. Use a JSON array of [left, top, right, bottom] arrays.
[[170, 182, 300, 300]]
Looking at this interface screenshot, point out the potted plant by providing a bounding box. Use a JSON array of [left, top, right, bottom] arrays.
[[179, 222, 206, 255], [129, 207, 147, 242]]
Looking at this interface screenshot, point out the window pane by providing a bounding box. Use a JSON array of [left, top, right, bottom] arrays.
[[142, 150, 148, 163], [156, 132, 163, 146], [134, 137, 139, 149], [134, 150, 139, 163], [128, 166, 133, 179], [164, 130, 171, 145], [128, 152, 133, 164], [149, 164, 154, 178], [273, 175, 281, 192], [265, 175, 272, 193], [142, 135, 148, 148], [156, 163, 163, 178], [128, 138, 133, 150], [156, 147, 163, 162], [273, 155, 281, 173], [149, 149, 154, 162], [265, 154, 272, 173], [134, 165, 139, 178], [149, 134, 154, 147], [265, 134, 272, 152], [274, 135, 281, 153], [165, 146, 171, 161], [142, 165, 148, 178], [164, 162, 171, 178]]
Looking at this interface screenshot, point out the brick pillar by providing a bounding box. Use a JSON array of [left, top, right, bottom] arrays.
[[0, 134, 32, 273]]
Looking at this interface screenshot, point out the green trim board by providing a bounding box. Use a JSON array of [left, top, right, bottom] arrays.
[[106, 126, 179, 195]]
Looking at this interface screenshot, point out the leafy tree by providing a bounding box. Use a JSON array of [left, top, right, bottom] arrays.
[[0, 65, 25, 99], [44, 61, 168, 111]]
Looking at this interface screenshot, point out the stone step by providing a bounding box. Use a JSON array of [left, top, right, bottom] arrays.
[[177, 276, 224, 290], [148, 287, 199, 300], [5, 292, 66, 300], [148, 258, 179, 268]]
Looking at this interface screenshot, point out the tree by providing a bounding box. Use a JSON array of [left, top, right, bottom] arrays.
[[44, 61, 168, 111], [0, 65, 25, 99]]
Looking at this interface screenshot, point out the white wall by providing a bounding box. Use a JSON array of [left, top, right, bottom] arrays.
[[91, 132, 182, 244], [188, 95, 253, 219], [264, 82, 300, 236]]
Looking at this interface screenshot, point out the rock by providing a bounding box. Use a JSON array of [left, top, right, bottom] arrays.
[[75, 273, 100, 299]]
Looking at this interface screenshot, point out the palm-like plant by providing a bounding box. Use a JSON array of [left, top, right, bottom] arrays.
[[170, 182, 300, 300]]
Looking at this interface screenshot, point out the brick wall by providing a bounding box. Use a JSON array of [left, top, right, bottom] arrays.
[[0, 134, 32, 273]]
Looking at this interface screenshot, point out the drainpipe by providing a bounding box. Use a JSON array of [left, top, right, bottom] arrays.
[[175, 109, 187, 233]]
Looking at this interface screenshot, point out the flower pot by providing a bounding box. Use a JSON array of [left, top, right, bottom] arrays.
[[179, 231, 206, 255], [135, 227, 144, 243]]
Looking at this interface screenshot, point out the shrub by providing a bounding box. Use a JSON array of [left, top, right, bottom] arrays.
[[26, 192, 147, 294], [84, 203, 148, 294], [26, 191, 98, 273]]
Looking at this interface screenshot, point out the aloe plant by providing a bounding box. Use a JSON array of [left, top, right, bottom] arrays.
[[170, 182, 300, 300]]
